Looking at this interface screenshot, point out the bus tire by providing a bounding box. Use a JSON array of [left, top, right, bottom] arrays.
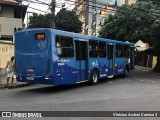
[[121, 68, 127, 78], [89, 69, 99, 85], [121, 73, 126, 78]]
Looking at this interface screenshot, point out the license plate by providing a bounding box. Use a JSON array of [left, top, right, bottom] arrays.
[[26, 77, 34, 80], [27, 68, 34, 72]]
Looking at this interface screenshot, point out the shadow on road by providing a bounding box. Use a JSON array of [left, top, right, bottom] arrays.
[[17, 75, 130, 94], [20, 84, 87, 94]]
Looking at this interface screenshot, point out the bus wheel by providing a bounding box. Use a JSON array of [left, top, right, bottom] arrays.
[[90, 70, 99, 85], [121, 68, 127, 78]]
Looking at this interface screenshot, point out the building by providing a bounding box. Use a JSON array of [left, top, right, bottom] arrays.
[[74, 0, 86, 35], [0, 0, 27, 42], [74, 0, 113, 36], [74, 0, 137, 36], [125, 0, 137, 5], [135, 40, 149, 51], [0, 0, 27, 71]]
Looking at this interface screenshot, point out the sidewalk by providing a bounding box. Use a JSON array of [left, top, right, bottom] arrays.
[[0, 75, 29, 89], [135, 65, 153, 72]]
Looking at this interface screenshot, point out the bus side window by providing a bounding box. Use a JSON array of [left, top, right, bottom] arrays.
[[56, 42, 62, 55], [55, 35, 74, 58], [116, 44, 124, 58]]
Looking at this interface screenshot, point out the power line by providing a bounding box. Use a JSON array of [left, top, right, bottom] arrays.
[[23, 0, 74, 12], [34, 0, 51, 5], [24, 0, 116, 30], [23, 0, 49, 5], [28, 6, 48, 13], [23, 0, 115, 10]]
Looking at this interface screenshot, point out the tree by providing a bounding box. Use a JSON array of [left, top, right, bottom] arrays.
[[28, 9, 82, 33], [99, 1, 160, 72], [55, 8, 82, 33], [28, 13, 50, 28], [138, 0, 160, 5]]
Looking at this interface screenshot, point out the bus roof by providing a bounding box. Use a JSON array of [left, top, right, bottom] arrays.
[[16, 28, 134, 46]]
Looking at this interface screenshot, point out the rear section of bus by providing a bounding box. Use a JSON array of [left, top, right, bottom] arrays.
[[15, 29, 54, 84]]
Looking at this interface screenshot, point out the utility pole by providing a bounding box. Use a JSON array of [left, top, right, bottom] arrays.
[[85, 0, 89, 35], [125, 0, 128, 5], [92, 0, 96, 36], [50, 0, 56, 28]]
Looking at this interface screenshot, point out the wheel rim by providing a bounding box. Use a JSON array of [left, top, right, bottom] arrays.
[[93, 72, 98, 83]]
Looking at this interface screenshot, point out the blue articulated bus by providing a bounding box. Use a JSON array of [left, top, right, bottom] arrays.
[[15, 28, 135, 85]]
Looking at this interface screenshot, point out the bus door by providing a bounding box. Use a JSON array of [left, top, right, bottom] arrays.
[[130, 46, 135, 70], [75, 41, 88, 82], [107, 44, 115, 76]]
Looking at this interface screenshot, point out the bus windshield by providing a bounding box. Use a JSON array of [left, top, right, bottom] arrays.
[[15, 32, 48, 53]]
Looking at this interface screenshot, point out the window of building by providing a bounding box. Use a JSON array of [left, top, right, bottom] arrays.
[[56, 35, 74, 58]]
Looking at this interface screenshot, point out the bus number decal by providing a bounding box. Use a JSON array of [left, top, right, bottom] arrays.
[[26, 77, 34, 80], [58, 63, 65, 66]]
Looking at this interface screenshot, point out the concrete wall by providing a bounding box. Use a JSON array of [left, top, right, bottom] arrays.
[[0, 17, 22, 36], [152, 56, 157, 69], [0, 43, 14, 69]]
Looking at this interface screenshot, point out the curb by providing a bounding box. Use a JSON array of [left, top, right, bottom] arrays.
[[0, 83, 34, 90], [135, 66, 152, 72], [0, 75, 35, 90]]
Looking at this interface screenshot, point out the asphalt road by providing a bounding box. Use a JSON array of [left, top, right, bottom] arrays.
[[0, 69, 160, 120]]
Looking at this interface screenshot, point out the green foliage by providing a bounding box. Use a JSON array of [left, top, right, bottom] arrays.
[[55, 8, 82, 33], [143, 48, 155, 55], [28, 9, 82, 33], [28, 13, 51, 28], [138, 0, 160, 5], [99, 1, 160, 72], [99, 1, 160, 44]]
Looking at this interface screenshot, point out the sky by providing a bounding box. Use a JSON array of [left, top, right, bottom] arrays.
[[22, 0, 75, 14], [22, 0, 126, 16], [22, 0, 75, 25]]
